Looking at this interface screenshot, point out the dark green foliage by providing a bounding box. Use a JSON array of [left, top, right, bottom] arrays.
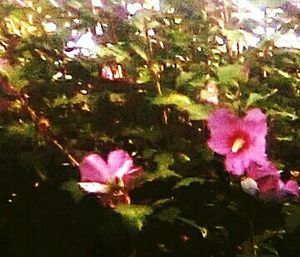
[[0, 1, 300, 257]]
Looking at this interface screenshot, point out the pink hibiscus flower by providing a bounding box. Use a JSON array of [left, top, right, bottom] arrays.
[[101, 65, 114, 80], [241, 162, 299, 201], [207, 108, 268, 175], [78, 150, 141, 206]]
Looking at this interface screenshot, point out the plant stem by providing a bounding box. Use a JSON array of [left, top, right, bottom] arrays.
[[20, 94, 80, 167], [143, 18, 167, 124], [249, 219, 257, 256]]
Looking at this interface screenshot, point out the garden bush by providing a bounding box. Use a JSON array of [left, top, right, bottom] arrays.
[[0, 1, 300, 256]]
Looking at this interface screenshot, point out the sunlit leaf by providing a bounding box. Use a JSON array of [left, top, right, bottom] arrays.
[[246, 93, 263, 108], [268, 109, 298, 120], [153, 93, 209, 120], [276, 136, 293, 141], [136, 66, 151, 84], [154, 152, 174, 168], [131, 44, 148, 62], [152, 93, 192, 108], [177, 217, 208, 238], [7, 122, 34, 138], [145, 168, 181, 182], [184, 104, 210, 120], [152, 198, 174, 208], [115, 204, 153, 232], [176, 71, 194, 88], [217, 64, 248, 84]]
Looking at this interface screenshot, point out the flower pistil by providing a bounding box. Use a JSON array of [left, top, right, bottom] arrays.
[[231, 138, 246, 153]]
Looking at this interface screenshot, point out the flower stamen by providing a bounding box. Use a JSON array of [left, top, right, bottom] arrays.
[[231, 138, 246, 153]]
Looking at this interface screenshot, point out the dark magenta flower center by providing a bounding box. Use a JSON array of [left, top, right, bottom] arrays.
[[228, 131, 250, 153]]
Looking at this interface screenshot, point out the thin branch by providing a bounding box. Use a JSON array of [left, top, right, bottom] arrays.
[[144, 18, 163, 96], [249, 219, 257, 256], [20, 94, 80, 168], [143, 18, 167, 124]]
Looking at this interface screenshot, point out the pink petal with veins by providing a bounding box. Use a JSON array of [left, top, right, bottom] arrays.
[[79, 153, 112, 183]]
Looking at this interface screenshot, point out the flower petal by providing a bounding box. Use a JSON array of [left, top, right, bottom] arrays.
[[79, 153, 111, 183], [243, 108, 267, 136], [257, 175, 280, 194], [246, 161, 279, 180], [246, 138, 267, 162], [207, 109, 240, 155], [79, 182, 110, 193], [225, 154, 249, 175], [282, 180, 299, 196], [107, 150, 134, 178]]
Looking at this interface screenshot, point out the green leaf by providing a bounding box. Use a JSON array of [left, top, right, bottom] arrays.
[[61, 179, 84, 203], [152, 93, 192, 109], [177, 217, 208, 238], [145, 168, 181, 182], [52, 95, 69, 107], [152, 198, 174, 208], [136, 66, 151, 84], [154, 152, 175, 169], [131, 44, 148, 62], [276, 136, 293, 141], [217, 64, 247, 85], [156, 207, 207, 238], [97, 43, 130, 63], [177, 153, 191, 163], [143, 148, 157, 159], [115, 204, 153, 232], [176, 71, 194, 89], [268, 109, 298, 120], [7, 122, 34, 138], [109, 93, 127, 104], [143, 153, 181, 182], [246, 93, 263, 108], [152, 94, 209, 120], [173, 177, 205, 189], [246, 89, 278, 108], [184, 104, 210, 120], [156, 207, 181, 222], [239, 229, 283, 257], [122, 127, 162, 143]]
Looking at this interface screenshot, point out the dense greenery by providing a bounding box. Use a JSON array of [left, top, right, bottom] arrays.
[[1, 0, 300, 256]]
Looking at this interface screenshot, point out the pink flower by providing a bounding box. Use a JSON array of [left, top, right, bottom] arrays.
[[207, 108, 268, 175], [246, 161, 279, 180], [101, 64, 124, 80], [101, 65, 114, 80], [78, 150, 141, 205], [278, 180, 299, 197], [241, 162, 299, 201]]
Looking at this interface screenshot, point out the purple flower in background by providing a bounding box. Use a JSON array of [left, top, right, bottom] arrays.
[[279, 180, 300, 197], [207, 108, 268, 175], [78, 150, 141, 205], [241, 162, 299, 201], [246, 161, 279, 180]]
